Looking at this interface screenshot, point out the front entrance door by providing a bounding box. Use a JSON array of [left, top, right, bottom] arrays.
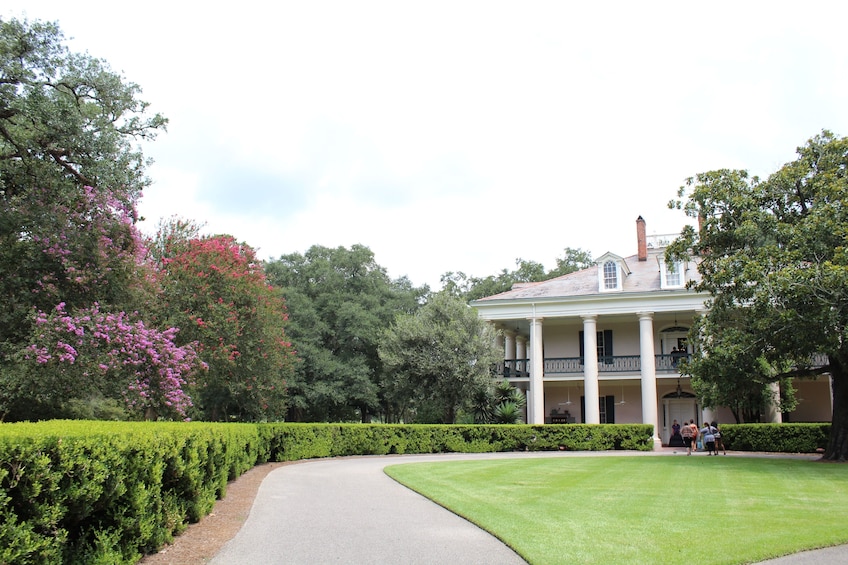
[[664, 397, 698, 444]]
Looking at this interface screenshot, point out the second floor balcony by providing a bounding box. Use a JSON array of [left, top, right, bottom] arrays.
[[499, 354, 689, 379], [498, 352, 829, 379]]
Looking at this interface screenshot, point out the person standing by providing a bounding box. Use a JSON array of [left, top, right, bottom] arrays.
[[700, 421, 718, 455], [681, 419, 694, 455], [689, 419, 700, 453], [711, 421, 727, 455]]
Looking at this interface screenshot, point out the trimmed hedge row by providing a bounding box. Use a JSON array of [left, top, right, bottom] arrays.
[[5, 421, 829, 563], [0, 422, 262, 564], [260, 423, 654, 460], [719, 423, 830, 453]]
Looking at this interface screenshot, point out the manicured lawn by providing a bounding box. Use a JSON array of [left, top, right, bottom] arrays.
[[384, 456, 848, 565]]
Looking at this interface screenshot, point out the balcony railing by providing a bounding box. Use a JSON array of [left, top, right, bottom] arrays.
[[497, 353, 829, 379], [497, 354, 690, 378]]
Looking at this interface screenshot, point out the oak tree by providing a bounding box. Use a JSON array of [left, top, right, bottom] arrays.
[[669, 131, 848, 460], [379, 291, 501, 424]]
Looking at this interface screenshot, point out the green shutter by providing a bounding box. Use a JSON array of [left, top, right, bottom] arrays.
[[606, 395, 616, 423]]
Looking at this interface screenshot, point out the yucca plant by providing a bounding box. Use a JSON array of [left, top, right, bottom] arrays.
[[492, 401, 523, 424]]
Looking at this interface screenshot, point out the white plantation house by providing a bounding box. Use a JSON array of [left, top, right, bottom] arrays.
[[470, 217, 833, 446]]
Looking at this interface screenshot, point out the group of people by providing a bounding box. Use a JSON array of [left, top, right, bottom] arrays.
[[671, 419, 726, 455]]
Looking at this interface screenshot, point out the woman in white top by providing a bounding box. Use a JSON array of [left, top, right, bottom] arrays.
[[700, 423, 718, 455]]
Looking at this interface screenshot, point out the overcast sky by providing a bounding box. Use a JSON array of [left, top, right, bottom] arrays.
[[7, 2, 848, 289]]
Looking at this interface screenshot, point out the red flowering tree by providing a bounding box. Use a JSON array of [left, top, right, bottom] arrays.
[[158, 234, 296, 421]]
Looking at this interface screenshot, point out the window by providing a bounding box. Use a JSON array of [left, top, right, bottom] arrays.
[[596, 254, 628, 292], [579, 329, 614, 364], [603, 261, 618, 290], [580, 395, 616, 423], [660, 259, 685, 289]]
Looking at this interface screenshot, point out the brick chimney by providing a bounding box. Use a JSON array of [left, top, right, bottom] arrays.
[[636, 216, 647, 261]]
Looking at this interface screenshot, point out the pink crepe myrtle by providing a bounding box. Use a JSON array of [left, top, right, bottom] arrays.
[[25, 302, 206, 419], [10, 185, 149, 304]]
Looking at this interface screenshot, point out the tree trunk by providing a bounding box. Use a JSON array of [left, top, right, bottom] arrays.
[[824, 359, 848, 462], [443, 404, 456, 424]]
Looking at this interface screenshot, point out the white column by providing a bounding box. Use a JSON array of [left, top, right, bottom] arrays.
[[529, 317, 545, 425], [638, 312, 660, 446], [516, 337, 528, 376], [516, 336, 527, 360], [504, 331, 516, 361], [503, 330, 516, 380], [582, 315, 600, 424]]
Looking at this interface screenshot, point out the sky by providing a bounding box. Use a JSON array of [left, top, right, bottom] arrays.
[[6, 2, 848, 289]]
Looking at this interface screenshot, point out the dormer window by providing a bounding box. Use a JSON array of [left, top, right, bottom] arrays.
[[660, 259, 685, 289], [603, 261, 618, 290], [596, 253, 629, 292]]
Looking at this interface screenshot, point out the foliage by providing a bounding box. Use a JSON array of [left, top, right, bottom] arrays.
[[720, 423, 830, 453], [441, 247, 593, 301], [0, 421, 260, 564], [0, 18, 167, 420], [155, 231, 297, 421], [668, 130, 848, 460], [19, 303, 202, 420], [0, 17, 166, 200], [379, 292, 505, 423], [492, 380, 526, 423], [264, 244, 427, 423], [683, 315, 797, 423], [471, 380, 526, 424], [0, 17, 165, 341]]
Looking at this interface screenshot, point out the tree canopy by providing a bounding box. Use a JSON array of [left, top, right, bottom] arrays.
[[0, 18, 166, 198], [264, 244, 427, 422], [153, 226, 297, 421], [379, 291, 502, 424], [0, 18, 175, 420], [668, 130, 848, 460], [1, 17, 166, 351]]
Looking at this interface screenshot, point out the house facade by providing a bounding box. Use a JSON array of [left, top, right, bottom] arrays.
[[470, 217, 833, 446]]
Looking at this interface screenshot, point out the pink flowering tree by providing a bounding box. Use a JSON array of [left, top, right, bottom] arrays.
[[24, 303, 203, 420], [0, 18, 166, 420], [0, 183, 172, 419], [155, 231, 297, 421]]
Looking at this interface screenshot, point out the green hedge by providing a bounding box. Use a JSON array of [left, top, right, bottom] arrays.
[[0, 422, 261, 564], [719, 423, 830, 453], [260, 423, 654, 460], [0, 421, 642, 563]]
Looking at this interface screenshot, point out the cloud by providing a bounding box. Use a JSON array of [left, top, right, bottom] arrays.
[[10, 1, 848, 290]]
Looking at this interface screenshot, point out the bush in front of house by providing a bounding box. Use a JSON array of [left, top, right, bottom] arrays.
[[0, 421, 261, 564], [719, 423, 829, 453]]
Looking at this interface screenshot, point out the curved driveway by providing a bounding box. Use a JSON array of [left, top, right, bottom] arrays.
[[209, 450, 838, 565]]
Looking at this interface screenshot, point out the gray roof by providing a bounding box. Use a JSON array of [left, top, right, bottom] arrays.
[[474, 249, 700, 302]]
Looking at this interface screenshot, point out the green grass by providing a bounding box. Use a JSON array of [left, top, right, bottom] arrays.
[[384, 456, 848, 565]]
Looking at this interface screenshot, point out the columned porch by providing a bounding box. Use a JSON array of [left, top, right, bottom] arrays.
[[493, 311, 697, 439]]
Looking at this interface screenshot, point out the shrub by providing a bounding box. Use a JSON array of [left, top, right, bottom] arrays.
[[720, 423, 829, 453]]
